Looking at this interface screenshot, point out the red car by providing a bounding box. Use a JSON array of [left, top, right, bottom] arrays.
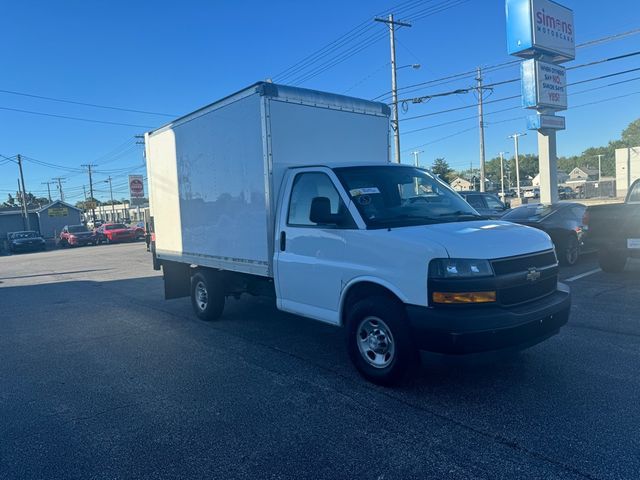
[[60, 224, 97, 247], [95, 223, 137, 244]]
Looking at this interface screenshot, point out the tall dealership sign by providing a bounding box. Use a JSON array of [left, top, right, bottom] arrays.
[[506, 0, 575, 204]]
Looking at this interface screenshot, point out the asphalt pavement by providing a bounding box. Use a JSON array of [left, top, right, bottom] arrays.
[[1, 244, 639, 479]]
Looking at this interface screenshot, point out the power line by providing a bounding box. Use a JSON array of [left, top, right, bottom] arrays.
[[0, 106, 155, 128], [373, 29, 640, 101], [0, 89, 176, 117], [273, 0, 437, 82]]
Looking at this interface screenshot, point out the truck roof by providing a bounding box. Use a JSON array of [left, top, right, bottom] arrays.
[[147, 82, 390, 137]]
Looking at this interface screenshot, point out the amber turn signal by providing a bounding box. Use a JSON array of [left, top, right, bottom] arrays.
[[432, 291, 497, 304]]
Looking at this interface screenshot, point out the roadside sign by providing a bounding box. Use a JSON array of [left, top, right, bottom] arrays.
[[129, 175, 145, 198], [506, 0, 575, 63], [48, 207, 69, 217], [521, 59, 567, 111], [84, 201, 97, 210], [527, 113, 566, 131]]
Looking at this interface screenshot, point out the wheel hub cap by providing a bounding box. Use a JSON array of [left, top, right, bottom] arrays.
[[196, 281, 208, 311], [357, 317, 395, 369]]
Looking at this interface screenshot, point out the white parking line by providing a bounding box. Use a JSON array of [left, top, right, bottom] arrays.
[[565, 268, 602, 282]]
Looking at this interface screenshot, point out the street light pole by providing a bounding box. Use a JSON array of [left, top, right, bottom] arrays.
[[374, 14, 412, 164], [508, 132, 527, 198], [499, 152, 509, 198], [596, 154, 604, 181], [105, 176, 115, 217], [411, 150, 424, 167]]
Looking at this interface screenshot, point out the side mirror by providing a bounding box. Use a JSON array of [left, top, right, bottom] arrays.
[[310, 197, 342, 226]]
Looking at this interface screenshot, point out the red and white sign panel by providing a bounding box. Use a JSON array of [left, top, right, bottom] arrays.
[[129, 175, 145, 198]]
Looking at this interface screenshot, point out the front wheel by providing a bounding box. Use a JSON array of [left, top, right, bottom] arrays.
[[191, 271, 225, 321], [345, 297, 417, 386], [599, 248, 627, 273]]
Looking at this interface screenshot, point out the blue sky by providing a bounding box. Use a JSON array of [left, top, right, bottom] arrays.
[[1, 0, 639, 203]]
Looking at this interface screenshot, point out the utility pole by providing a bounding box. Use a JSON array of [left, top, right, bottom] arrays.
[[16, 155, 31, 230], [105, 176, 115, 217], [82, 164, 97, 225], [41, 181, 53, 203], [476, 67, 486, 192], [508, 132, 527, 199], [53, 177, 66, 201], [375, 14, 411, 164], [411, 150, 424, 167], [499, 152, 509, 198], [596, 154, 604, 181]]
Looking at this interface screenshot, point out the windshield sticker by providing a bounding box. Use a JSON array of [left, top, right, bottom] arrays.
[[350, 187, 380, 196]]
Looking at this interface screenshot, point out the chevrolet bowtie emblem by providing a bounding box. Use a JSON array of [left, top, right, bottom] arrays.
[[526, 267, 541, 283]]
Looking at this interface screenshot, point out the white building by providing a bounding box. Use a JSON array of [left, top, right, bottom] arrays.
[[616, 147, 640, 198], [450, 177, 474, 191]]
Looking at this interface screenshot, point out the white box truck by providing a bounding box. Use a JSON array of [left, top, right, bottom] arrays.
[[145, 82, 570, 385]]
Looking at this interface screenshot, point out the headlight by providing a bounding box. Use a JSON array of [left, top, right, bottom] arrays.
[[429, 258, 494, 279]]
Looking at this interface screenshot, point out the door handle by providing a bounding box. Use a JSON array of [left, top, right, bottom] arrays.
[[280, 231, 286, 251]]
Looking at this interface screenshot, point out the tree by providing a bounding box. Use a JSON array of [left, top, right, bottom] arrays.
[[3, 193, 15, 207], [622, 118, 640, 147], [431, 158, 454, 181]]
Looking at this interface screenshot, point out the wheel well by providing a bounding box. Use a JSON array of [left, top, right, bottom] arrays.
[[340, 281, 402, 326]]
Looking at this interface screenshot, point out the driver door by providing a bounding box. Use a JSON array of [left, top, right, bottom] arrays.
[[275, 169, 357, 325]]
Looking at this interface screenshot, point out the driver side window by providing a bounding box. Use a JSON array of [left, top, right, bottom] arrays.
[[287, 172, 352, 227]]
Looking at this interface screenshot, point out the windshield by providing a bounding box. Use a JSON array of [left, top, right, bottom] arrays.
[[10, 231, 38, 239], [68, 225, 88, 233], [502, 204, 555, 222], [334, 166, 480, 228], [105, 224, 128, 230]]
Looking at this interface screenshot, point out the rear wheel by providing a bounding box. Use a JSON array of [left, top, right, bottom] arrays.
[[345, 297, 416, 386], [599, 248, 627, 273], [191, 271, 225, 321], [559, 235, 580, 266]]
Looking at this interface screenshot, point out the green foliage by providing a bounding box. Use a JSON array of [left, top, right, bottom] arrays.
[[451, 118, 640, 181], [431, 157, 455, 181]]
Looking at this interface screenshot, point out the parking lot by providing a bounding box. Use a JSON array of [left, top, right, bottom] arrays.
[[1, 243, 639, 479]]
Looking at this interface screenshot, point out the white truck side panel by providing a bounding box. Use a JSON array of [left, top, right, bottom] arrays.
[[267, 99, 390, 207], [149, 93, 270, 275]]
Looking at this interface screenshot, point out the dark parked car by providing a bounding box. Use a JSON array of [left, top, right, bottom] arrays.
[[501, 202, 587, 266], [458, 192, 508, 219], [7, 231, 46, 253], [60, 224, 97, 247], [586, 178, 640, 272]]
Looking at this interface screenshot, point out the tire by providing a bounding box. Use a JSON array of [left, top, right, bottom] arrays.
[[599, 248, 627, 273], [559, 235, 580, 266], [191, 271, 225, 321], [345, 296, 416, 386]]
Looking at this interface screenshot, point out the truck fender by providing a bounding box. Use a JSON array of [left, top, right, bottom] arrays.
[[339, 276, 409, 327]]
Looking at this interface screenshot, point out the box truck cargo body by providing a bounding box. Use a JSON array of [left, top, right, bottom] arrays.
[[146, 83, 390, 277], [146, 82, 571, 385]]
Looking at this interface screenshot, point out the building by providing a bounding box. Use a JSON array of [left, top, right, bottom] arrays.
[[0, 200, 82, 242], [532, 171, 569, 187], [568, 167, 599, 183], [615, 146, 640, 198], [83, 202, 149, 224], [450, 177, 474, 191]]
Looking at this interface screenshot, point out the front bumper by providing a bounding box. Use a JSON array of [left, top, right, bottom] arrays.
[[406, 283, 571, 355], [10, 242, 45, 252]]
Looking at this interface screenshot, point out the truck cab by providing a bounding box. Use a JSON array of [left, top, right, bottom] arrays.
[[263, 164, 570, 383]]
